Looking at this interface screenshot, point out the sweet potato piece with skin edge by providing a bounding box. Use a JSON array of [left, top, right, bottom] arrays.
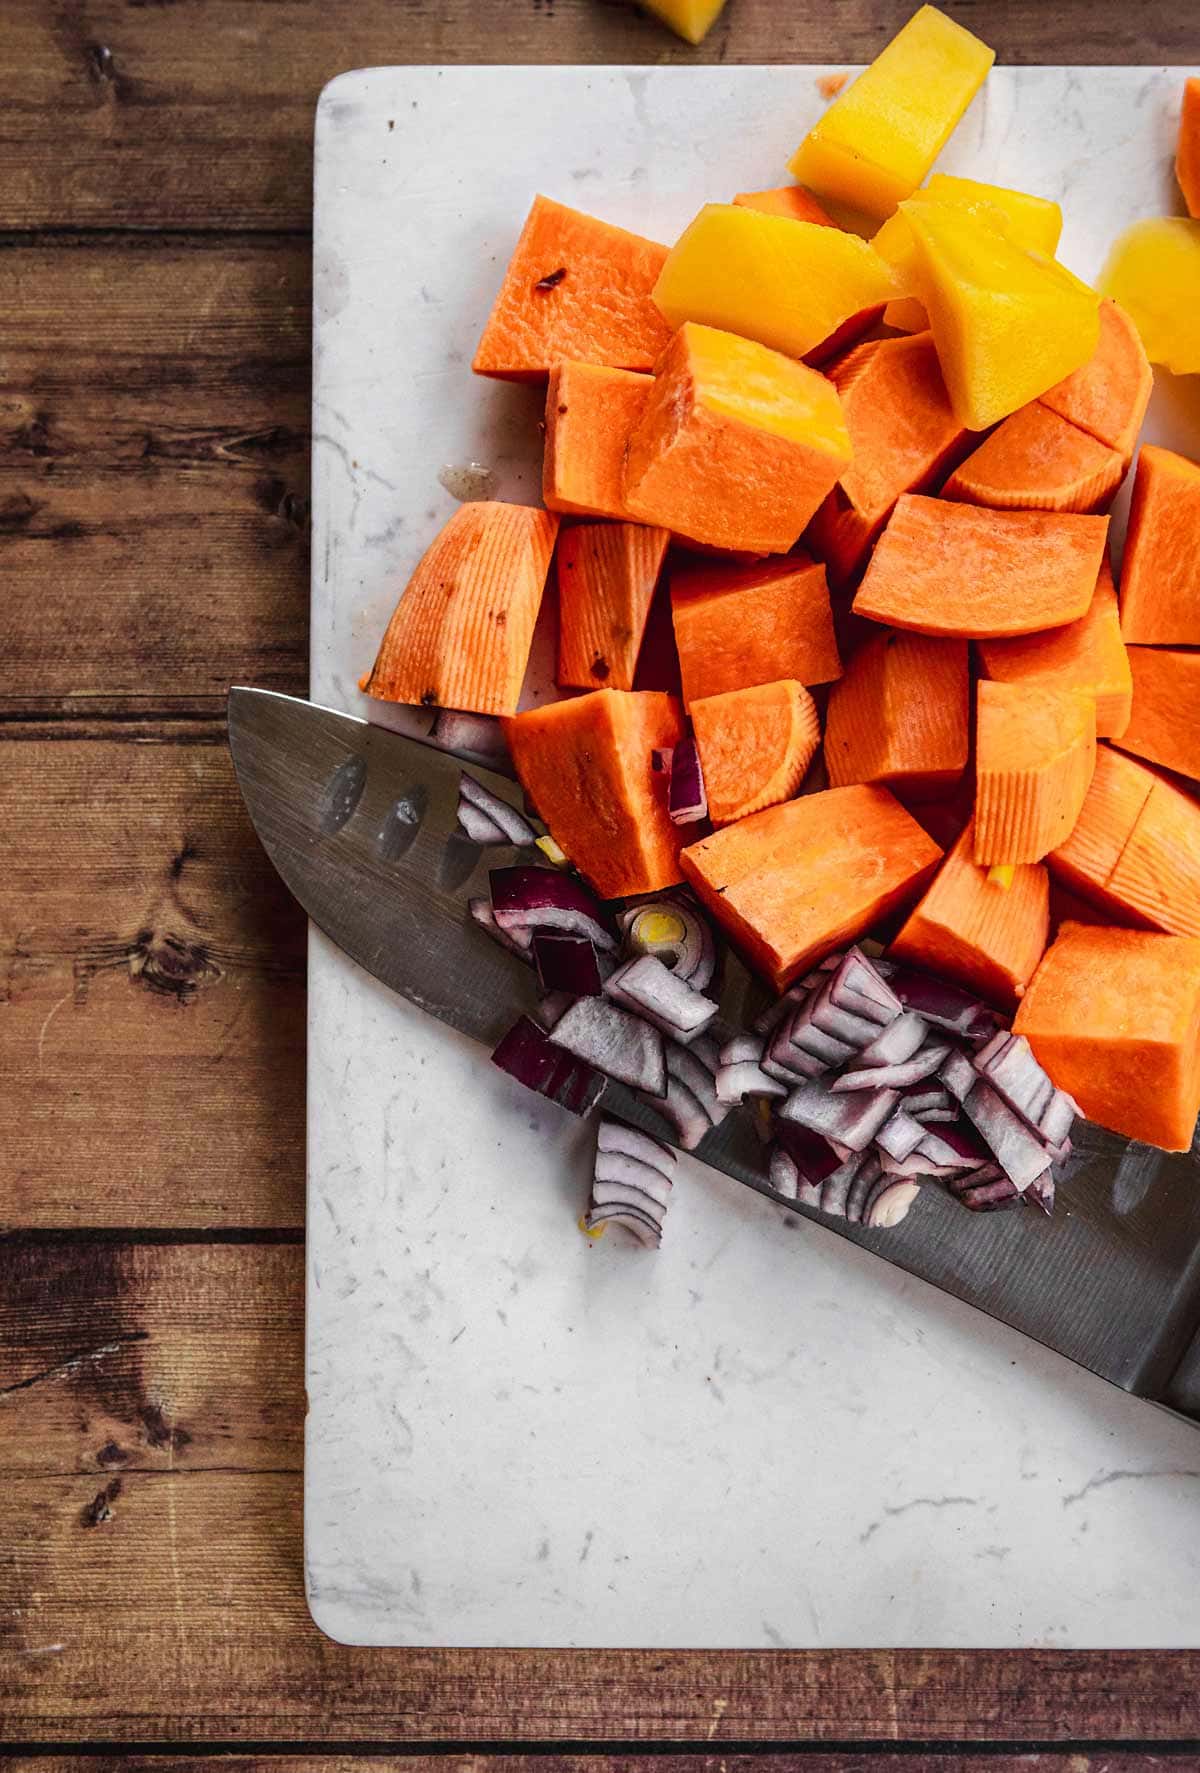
[[942, 403, 1125, 516], [1037, 300, 1152, 461], [1179, 78, 1200, 219], [1047, 744, 1157, 922], [543, 363, 651, 521], [473, 195, 672, 381], [808, 331, 971, 584], [624, 323, 852, 556], [974, 682, 1097, 866], [733, 186, 841, 228], [504, 689, 684, 900], [361, 502, 558, 717], [825, 630, 968, 795], [680, 785, 942, 993], [889, 819, 1049, 1011], [1118, 445, 1200, 646], [1014, 922, 1200, 1151], [556, 521, 669, 692], [1116, 647, 1200, 784], [977, 555, 1132, 740], [691, 679, 821, 826], [852, 495, 1107, 638], [670, 554, 841, 707]]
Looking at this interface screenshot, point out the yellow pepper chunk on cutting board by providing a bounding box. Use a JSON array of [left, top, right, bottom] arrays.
[[877, 175, 1063, 331], [1100, 217, 1200, 377], [904, 198, 1100, 430], [787, 5, 995, 221], [653, 203, 896, 362], [640, 0, 727, 43]]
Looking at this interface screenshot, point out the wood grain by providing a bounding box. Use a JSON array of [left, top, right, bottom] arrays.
[[0, 239, 310, 718], [6, 1761, 1193, 1773], [0, 734, 305, 1227], [2, 0, 1196, 233]]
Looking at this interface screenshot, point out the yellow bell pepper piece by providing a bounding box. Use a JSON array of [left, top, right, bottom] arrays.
[[653, 203, 896, 362], [877, 177, 1063, 331], [788, 5, 995, 221], [903, 198, 1100, 430], [1100, 217, 1200, 377], [640, 0, 727, 43]]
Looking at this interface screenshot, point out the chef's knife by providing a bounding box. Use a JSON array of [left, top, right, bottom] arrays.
[[228, 686, 1200, 1421]]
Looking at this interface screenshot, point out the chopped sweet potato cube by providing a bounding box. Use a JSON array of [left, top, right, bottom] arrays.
[[824, 630, 968, 795], [556, 521, 669, 692], [942, 402, 1125, 515], [1047, 744, 1157, 918], [691, 679, 821, 826], [1014, 922, 1200, 1149], [504, 689, 684, 898], [361, 502, 558, 716], [473, 195, 672, 380], [1118, 445, 1200, 645], [852, 495, 1107, 637], [670, 554, 841, 706], [1116, 647, 1200, 783], [808, 332, 970, 584], [974, 682, 1096, 866], [1037, 299, 1152, 461], [624, 323, 852, 555], [543, 362, 651, 520], [680, 785, 942, 992], [977, 553, 1132, 740], [889, 819, 1049, 1010], [733, 186, 840, 227]]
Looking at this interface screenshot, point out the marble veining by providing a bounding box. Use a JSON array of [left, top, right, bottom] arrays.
[[308, 65, 1200, 1648]]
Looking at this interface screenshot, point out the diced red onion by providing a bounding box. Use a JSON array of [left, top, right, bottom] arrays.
[[784, 998, 856, 1068], [642, 1071, 712, 1150], [848, 1009, 928, 1070], [667, 733, 708, 825], [490, 865, 616, 951], [470, 895, 534, 961], [458, 772, 537, 847], [939, 1048, 978, 1103], [957, 1173, 1023, 1213], [961, 1080, 1058, 1191], [772, 1118, 847, 1184], [875, 1110, 928, 1161], [1025, 1173, 1056, 1215], [666, 1042, 730, 1134], [604, 953, 718, 1043], [845, 1153, 883, 1223], [533, 933, 603, 997], [831, 1043, 950, 1091], [716, 1060, 788, 1104], [592, 1175, 668, 1221], [585, 1202, 662, 1246], [1039, 1087, 1079, 1150], [491, 1016, 606, 1116], [973, 1031, 1055, 1131], [779, 1078, 900, 1150], [917, 1122, 988, 1168], [431, 709, 511, 771], [769, 1145, 800, 1200], [618, 891, 718, 991], [809, 974, 881, 1047], [820, 1151, 866, 1216], [548, 996, 666, 1096], [878, 1148, 965, 1179], [865, 1179, 920, 1229], [457, 798, 510, 845], [882, 965, 1002, 1044], [598, 1118, 678, 1177]]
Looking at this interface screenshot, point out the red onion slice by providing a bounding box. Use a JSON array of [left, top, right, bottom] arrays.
[[878, 1149, 965, 1179], [848, 1009, 929, 1071], [585, 1202, 662, 1246], [917, 1122, 989, 1168], [875, 1110, 928, 1161], [592, 1175, 669, 1221], [810, 974, 882, 1047], [490, 865, 616, 951], [666, 1042, 731, 1134], [974, 1031, 1055, 1131], [1039, 1086, 1079, 1150], [469, 896, 534, 961], [431, 708, 511, 772], [604, 953, 718, 1043], [865, 1179, 920, 1228], [667, 733, 708, 825], [961, 1081, 1057, 1191], [1025, 1173, 1056, 1215], [957, 1173, 1023, 1213], [845, 1153, 883, 1223], [491, 1016, 606, 1116], [458, 772, 537, 847], [820, 1151, 866, 1216], [882, 965, 1002, 1044], [772, 1118, 847, 1184], [769, 1145, 801, 1200], [618, 891, 718, 991], [549, 997, 667, 1096], [938, 1048, 978, 1103], [457, 798, 511, 845], [779, 1079, 900, 1150], [533, 933, 603, 997], [598, 1118, 678, 1178], [716, 1060, 788, 1104], [831, 1043, 950, 1091], [641, 1071, 712, 1150]]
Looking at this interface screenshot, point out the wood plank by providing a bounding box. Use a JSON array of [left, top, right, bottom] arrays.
[[0, 734, 305, 1227], [0, 1244, 303, 1475], [2, 0, 1195, 233], [0, 239, 310, 718], [5, 1761, 1190, 1772]]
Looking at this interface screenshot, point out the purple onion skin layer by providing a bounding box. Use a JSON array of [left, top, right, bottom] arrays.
[[491, 1017, 606, 1117], [533, 933, 603, 997]]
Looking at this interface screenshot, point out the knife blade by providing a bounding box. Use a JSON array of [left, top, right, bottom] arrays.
[[228, 686, 1200, 1418]]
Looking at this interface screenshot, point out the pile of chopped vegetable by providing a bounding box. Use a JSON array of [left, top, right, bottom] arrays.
[[364, 8, 1200, 1245]]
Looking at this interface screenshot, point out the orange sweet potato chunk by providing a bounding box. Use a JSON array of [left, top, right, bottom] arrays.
[[623, 322, 852, 554], [1117, 646, 1200, 783], [504, 689, 684, 899], [543, 362, 652, 520], [977, 553, 1132, 740], [1037, 299, 1152, 460], [852, 495, 1108, 637], [1178, 78, 1200, 220], [942, 401, 1125, 515], [473, 196, 673, 380], [361, 502, 558, 716], [889, 819, 1049, 1010], [556, 521, 669, 692], [1014, 922, 1200, 1149], [824, 629, 968, 794], [680, 785, 942, 992], [691, 679, 821, 825], [670, 554, 842, 706], [807, 332, 970, 584], [1117, 445, 1200, 645], [974, 681, 1097, 865], [733, 186, 841, 227], [1047, 743, 1157, 919]]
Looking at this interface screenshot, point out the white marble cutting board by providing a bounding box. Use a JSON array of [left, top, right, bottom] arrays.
[[307, 64, 1200, 1648]]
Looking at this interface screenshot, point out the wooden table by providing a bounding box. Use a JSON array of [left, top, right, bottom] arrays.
[[3, 0, 1199, 1760]]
